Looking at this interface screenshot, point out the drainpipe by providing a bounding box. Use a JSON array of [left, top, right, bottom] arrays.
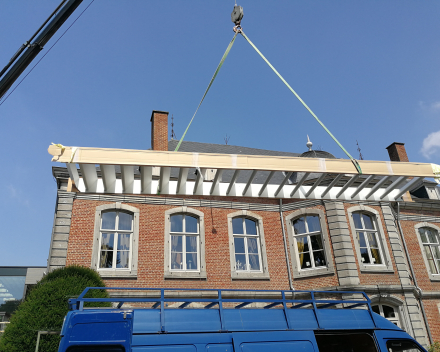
[[396, 202, 433, 345], [279, 199, 294, 291]]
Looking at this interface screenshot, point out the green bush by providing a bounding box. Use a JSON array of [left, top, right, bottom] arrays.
[[0, 265, 109, 352], [429, 342, 440, 352]]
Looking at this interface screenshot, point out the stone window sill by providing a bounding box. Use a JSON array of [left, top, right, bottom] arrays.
[[231, 272, 270, 280], [429, 274, 440, 282], [164, 271, 207, 279], [98, 270, 137, 279], [360, 265, 394, 274], [295, 267, 334, 279]]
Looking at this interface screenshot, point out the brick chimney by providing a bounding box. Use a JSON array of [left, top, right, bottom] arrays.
[[151, 110, 169, 151], [386, 142, 409, 162]]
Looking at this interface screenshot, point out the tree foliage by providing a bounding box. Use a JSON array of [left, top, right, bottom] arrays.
[[0, 265, 109, 352], [429, 342, 440, 352]]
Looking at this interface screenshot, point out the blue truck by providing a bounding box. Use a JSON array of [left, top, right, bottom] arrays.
[[58, 287, 426, 352]]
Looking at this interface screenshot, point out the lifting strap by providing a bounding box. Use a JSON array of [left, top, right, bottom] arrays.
[[174, 32, 238, 152], [239, 30, 362, 174]]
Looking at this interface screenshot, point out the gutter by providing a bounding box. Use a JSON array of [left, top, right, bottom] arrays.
[[279, 199, 294, 290], [396, 202, 433, 345]]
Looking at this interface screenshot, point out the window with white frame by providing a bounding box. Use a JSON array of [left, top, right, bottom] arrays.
[[99, 211, 133, 270], [418, 227, 440, 275], [291, 215, 326, 270], [232, 217, 262, 272], [352, 212, 384, 265], [372, 304, 401, 327], [170, 214, 199, 271]]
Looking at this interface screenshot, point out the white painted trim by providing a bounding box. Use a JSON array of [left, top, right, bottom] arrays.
[[414, 222, 440, 282]]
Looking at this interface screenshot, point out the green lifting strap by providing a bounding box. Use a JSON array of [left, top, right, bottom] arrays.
[[174, 32, 238, 152], [239, 30, 362, 174]]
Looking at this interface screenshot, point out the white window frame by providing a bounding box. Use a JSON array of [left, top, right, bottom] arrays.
[[91, 202, 139, 278], [232, 217, 263, 273], [347, 205, 393, 273], [285, 208, 334, 278], [372, 303, 402, 327], [169, 214, 200, 271], [370, 295, 411, 334], [415, 222, 440, 282], [164, 207, 206, 279], [228, 210, 270, 280]]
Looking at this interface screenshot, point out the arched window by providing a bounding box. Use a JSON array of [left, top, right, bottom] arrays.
[[164, 207, 206, 279], [372, 304, 401, 328], [92, 203, 139, 278], [227, 210, 269, 279], [232, 217, 261, 272]]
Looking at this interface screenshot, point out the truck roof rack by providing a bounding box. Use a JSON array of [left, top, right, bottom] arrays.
[[68, 287, 384, 333]]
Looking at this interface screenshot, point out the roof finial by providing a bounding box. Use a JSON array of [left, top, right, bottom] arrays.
[[306, 135, 313, 151]]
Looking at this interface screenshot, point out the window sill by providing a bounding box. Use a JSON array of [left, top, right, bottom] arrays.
[[295, 267, 334, 279], [98, 270, 137, 279], [428, 274, 440, 282], [231, 272, 270, 280], [164, 271, 207, 280], [360, 265, 394, 274]]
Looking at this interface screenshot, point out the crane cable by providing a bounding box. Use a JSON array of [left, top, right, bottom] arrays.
[[174, 31, 238, 152]]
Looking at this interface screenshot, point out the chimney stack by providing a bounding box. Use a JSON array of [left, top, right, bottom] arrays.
[[151, 110, 169, 151], [386, 142, 409, 162]]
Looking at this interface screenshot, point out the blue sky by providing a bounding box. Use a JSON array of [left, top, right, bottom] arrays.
[[1, 1, 440, 266]]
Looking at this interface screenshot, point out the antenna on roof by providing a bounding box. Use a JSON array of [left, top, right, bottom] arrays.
[[356, 140, 364, 160], [171, 115, 176, 140], [224, 134, 230, 145]]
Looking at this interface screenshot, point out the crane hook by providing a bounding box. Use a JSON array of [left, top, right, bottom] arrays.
[[231, 5, 243, 32]]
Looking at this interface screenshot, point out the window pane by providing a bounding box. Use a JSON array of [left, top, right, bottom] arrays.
[[235, 254, 246, 270], [367, 232, 378, 248], [185, 215, 198, 233], [186, 236, 198, 253], [247, 238, 259, 254], [171, 252, 183, 270], [102, 212, 116, 230], [117, 234, 130, 250], [293, 217, 306, 234], [427, 228, 439, 244], [232, 218, 244, 234], [432, 246, 440, 260], [100, 251, 113, 268], [313, 250, 326, 267], [234, 237, 245, 254], [360, 247, 370, 263], [245, 218, 257, 235], [387, 340, 424, 352], [118, 212, 132, 231], [300, 252, 311, 269], [353, 213, 362, 229], [186, 252, 198, 270], [307, 216, 321, 233], [382, 305, 396, 318], [116, 251, 129, 268], [248, 254, 260, 270], [171, 215, 183, 232], [362, 214, 375, 230], [370, 248, 382, 264], [357, 232, 367, 248], [424, 247, 438, 274], [171, 235, 182, 252], [372, 305, 380, 314], [419, 228, 428, 243], [296, 236, 309, 253], [310, 235, 323, 250], [101, 233, 114, 250]]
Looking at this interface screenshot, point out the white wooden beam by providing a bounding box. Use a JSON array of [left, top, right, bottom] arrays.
[[66, 163, 79, 186], [176, 168, 189, 195], [158, 167, 171, 194], [79, 164, 98, 193], [100, 164, 116, 193], [379, 176, 406, 200], [121, 165, 134, 194], [210, 169, 223, 195], [393, 177, 424, 200], [242, 170, 258, 196], [365, 175, 392, 199], [305, 173, 327, 197], [321, 174, 343, 198], [258, 171, 275, 196], [140, 166, 153, 194], [227, 170, 241, 196], [193, 168, 205, 195], [275, 172, 293, 197], [290, 172, 310, 197], [336, 174, 360, 198], [350, 174, 375, 199]]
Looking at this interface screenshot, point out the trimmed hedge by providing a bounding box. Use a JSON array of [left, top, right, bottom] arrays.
[[0, 265, 109, 352]]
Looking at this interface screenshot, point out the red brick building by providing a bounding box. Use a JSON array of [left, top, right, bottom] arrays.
[[47, 111, 440, 347]]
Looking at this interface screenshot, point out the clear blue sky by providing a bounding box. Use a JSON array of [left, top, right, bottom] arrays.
[[1, 1, 440, 266]]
